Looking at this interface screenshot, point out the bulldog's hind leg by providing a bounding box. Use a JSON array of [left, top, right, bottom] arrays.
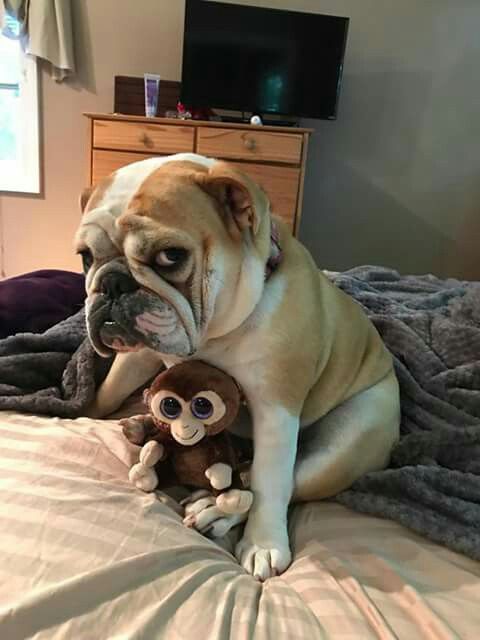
[[293, 369, 400, 502], [88, 349, 164, 418]]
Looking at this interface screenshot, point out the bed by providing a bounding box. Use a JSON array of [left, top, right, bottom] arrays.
[[1, 410, 479, 640], [1, 266, 480, 639]]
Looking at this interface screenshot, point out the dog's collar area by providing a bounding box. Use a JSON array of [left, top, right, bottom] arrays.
[[265, 220, 283, 280]]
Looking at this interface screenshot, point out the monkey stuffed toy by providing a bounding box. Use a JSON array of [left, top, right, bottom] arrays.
[[120, 361, 253, 515]]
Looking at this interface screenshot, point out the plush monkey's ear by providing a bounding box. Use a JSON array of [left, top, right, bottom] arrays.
[[79, 186, 94, 213], [195, 163, 263, 236]]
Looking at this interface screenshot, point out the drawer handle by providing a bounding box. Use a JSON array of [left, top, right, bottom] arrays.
[[140, 132, 153, 148], [243, 137, 256, 151]]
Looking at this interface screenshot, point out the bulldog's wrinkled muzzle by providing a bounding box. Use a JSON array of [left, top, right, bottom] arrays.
[[87, 271, 193, 358]]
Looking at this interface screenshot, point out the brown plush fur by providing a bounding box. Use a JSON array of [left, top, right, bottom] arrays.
[[121, 361, 249, 492], [145, 360, 241, 436]]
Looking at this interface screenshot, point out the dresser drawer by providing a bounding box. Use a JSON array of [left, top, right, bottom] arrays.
[[93, 120, 195, 154], [92, 150, 159, 184], [229, 162, 300, 230], [197, 127, 303, 164], [91, 152, 299, 230]]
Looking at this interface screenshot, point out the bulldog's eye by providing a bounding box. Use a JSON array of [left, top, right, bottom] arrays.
[[78, 249, 93, 273], [155, 248, 187, 268]]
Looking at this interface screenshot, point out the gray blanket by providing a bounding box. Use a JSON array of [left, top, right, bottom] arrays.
[[0, 266, 479, 560], [330, 266, 480, 561], [0, 311, 112, 418]]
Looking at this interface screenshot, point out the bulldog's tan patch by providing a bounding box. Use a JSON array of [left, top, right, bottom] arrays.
[[117, 161, 217, 237], [119, 160, 266, 243]]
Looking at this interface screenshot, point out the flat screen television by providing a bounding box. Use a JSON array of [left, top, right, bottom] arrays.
[[181, 1, 349, 121]]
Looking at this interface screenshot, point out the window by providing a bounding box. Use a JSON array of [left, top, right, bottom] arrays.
[[0, 15, 39, 193]]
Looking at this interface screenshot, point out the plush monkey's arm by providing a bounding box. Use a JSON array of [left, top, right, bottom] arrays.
[[203, 432, 244, 490]]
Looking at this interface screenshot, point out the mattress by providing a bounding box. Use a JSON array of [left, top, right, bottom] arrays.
[[0, 411, 478, 639]]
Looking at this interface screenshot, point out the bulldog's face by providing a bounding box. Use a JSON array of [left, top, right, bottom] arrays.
[[74, 158, 271, 358]]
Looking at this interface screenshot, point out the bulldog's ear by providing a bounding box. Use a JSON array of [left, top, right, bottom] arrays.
[[79, 186, 94, 213], [195, 164, 261, 235]]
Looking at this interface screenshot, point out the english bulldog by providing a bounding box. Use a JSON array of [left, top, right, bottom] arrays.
[[75, 153, 400, 581]]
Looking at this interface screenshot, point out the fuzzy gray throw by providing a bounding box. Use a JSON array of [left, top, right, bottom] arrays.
[[0, 310, 112, 417], [0, 266, 479, 560], [330, 266, 480, 561]]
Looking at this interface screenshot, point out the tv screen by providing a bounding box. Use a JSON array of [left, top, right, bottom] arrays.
[[181, 1, 349, 120]]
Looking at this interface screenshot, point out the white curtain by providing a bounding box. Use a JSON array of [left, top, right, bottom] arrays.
[[2, 0, 75, 81]]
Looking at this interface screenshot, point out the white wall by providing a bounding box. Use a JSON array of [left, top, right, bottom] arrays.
[[1, 0, 479, 279], [221, 0, 480, 278], [0, 0, 185, 277]]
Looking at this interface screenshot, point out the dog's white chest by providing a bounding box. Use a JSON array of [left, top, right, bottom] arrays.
[[196, 274, 286, 386]]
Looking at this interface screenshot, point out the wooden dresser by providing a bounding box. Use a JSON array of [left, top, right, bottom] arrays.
[[85, 113, 312, 235]]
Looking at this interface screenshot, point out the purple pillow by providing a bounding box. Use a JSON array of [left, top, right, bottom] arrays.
[[0, 270, 86, 338]]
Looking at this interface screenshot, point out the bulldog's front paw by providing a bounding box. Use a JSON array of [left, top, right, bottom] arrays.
[[235, 514, 292, 581]]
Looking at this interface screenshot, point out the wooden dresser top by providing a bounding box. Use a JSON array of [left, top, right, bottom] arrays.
[[84, 112, 314, 135]]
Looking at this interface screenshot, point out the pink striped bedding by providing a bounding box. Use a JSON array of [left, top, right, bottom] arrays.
[[0, 411, 478, 639]]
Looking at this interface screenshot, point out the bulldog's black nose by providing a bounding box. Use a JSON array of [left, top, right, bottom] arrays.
[[101, 272, 139, 299]]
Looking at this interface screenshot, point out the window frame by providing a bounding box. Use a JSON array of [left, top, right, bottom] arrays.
[[0, 34, 40, 194]]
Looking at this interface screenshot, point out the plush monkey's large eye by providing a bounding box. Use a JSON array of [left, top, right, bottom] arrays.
[[191, 391, 226, 425], [160, 397, 182, 419], [191, 397, 213, 420]]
